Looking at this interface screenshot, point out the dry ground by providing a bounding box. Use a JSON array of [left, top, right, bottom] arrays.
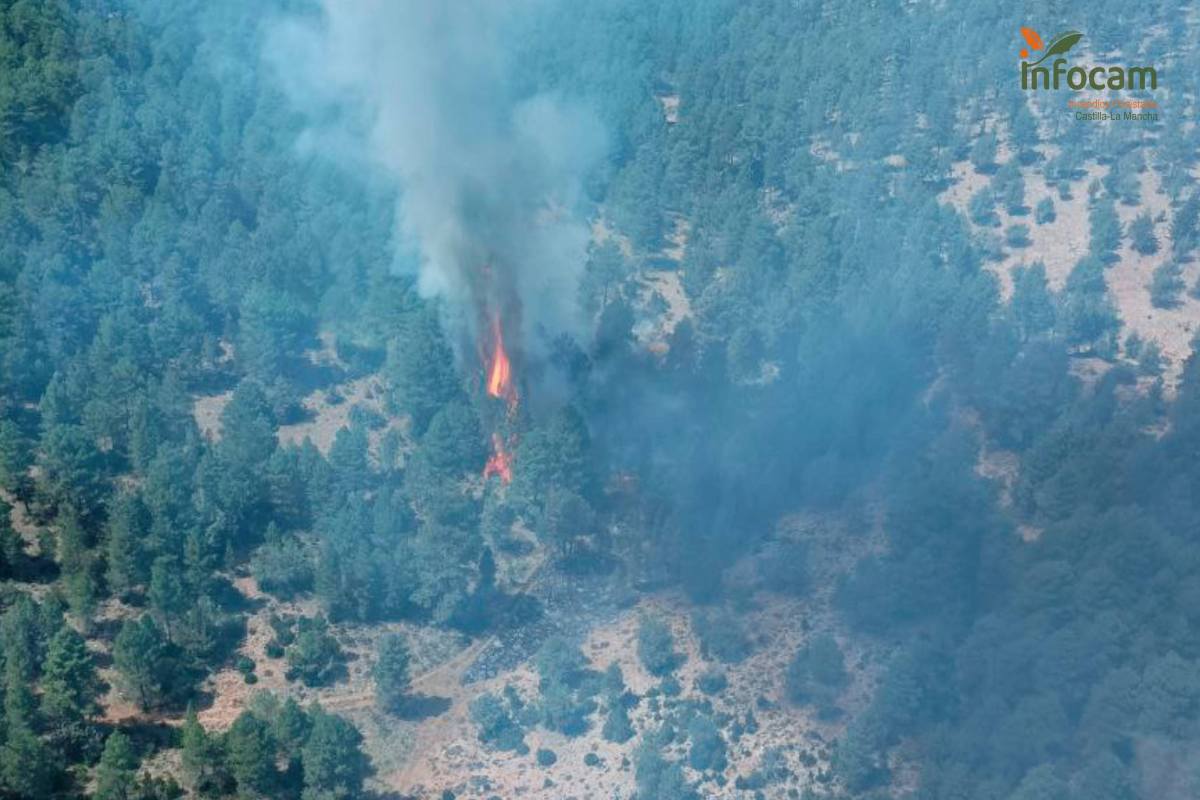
[[940, 155, 1200, 390], [371, 509, 887, 800]]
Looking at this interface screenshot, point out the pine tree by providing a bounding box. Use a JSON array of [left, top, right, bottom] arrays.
[[1010, 263, 1056, 340], [1089, 196, 1122, 262], [181, 704, 216, 789], [372, 633, 411, 713], [301, 707, 370, 800], [0, 499, 22, 578], [1034, 196, 1056, 225], [148, 555, 187, 639], [219, 380, 277, 469], [0, 618, 56, 793], [637, 616, 679, 677], [271, 697, 311, 765], [3, 654, 38, 734], [112, 616, 175, 710], [0, 724, 55, 798], [0, 420, 32, 497], [41, 626, 99, 726], [63, 566, 99, 630], [1130, 212, 1159, 255], [602, 696, 634, 743], [1, 596, 43, 682], [105, 492, 150, 598], [1150, 261, 1185, 309], [225, 711, 276, 799], [94, 731, 139, 800], [384, 308, 461, 435]]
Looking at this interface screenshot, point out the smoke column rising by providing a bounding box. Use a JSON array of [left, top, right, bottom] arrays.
[[268, 0, 606, 357]]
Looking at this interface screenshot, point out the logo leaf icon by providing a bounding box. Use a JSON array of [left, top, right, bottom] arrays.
[[1020, 27, 1043, 51], [1027, 30, 1083, 66]]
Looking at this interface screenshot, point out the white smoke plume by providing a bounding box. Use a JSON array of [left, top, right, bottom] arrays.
[[268, 0, 605, 357]]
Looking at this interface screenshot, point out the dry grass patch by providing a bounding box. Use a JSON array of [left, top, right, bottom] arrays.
[[192, 390, 232, 442]]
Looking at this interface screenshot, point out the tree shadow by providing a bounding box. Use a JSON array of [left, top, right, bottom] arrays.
[[393, 693, 451, 721], [209, 574, 265, 614]]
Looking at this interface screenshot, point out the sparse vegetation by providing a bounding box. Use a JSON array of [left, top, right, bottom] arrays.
[[1150, 261, 1186, 309], [637, 616, 681, 677], [1035, 196, 1056, 224], [1130, 212, 1159, 254], [1006, 224, 1032, 249], [285, 616, 344, 688], [696, 668, 728, 695], [470, 691, 528, 754], [692, 608, 753, 663], [786, 634, 848, 719]]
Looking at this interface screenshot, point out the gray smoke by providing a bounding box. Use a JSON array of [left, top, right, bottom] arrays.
[[268, 0, 605, 357]]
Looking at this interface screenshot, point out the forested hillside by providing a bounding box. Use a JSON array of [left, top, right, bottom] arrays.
[[1, 0, 1199, 798]]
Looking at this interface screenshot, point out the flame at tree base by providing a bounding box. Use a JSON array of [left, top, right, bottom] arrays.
[[483, 432, 514, 484], [482, 311, 518, 485]]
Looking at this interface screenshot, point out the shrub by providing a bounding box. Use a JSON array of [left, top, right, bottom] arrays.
[[1124, 333, 1144, 360], [348, 404, 387, 430], [268, 614, 296, 646], [1035, 196, 1056, 224], [786, 634, 848, 718], [539, 680, 595, 737], [637, 616, 680, 676], [1130, 212, 1158, 254], [1150, 261, 1185, 309], [536, 748, 557, 767], [687, 715, 727, 772], [285, 616, 344, 687], [969, 188, 999, 226], [693, 609, 752, 663], [584, 752, 601, 767], [1005, 224, 1031, 248], [470, 691, 527, 753], [250, 536, 314, 600], [1139, 340, 1164, 376], [697, 668, 728, 695], [603, 699, 635, 743]]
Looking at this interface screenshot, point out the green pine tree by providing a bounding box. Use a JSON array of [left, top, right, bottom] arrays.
[[40, 626, 99, 725], [95, 731, 139, 800], [180, 704, 216, 789], [372, 633, 411, 713], [301, 707, 370, 800], [225, 711, 276, 799]]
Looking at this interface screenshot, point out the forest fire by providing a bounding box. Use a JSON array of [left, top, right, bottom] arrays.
[[482, 432, 514, 483], [482, 314, 519, 484], [485, 316, 517, 409]]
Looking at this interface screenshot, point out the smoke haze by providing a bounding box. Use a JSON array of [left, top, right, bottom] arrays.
[[268, 0, 606, 357]]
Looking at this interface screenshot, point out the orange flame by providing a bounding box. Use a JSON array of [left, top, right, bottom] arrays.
[[482, 313, 518, 484], [483, 432, 513, 484], [486, 316, 516, 407]]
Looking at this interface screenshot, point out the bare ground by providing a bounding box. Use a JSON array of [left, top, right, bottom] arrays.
[[192, 391, 232, 443], [371, 509, 889, 800], [275, 374, 401, 458], [940, 157, 1200, 389]]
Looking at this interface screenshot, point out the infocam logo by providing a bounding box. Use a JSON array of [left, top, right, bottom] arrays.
[[1018, 27, 1158, 91]]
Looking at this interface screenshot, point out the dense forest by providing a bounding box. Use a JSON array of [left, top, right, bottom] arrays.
[[1, 0, 1199, 798]]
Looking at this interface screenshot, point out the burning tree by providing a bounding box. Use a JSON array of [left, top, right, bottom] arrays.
[[481, 311, 520, 485]]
